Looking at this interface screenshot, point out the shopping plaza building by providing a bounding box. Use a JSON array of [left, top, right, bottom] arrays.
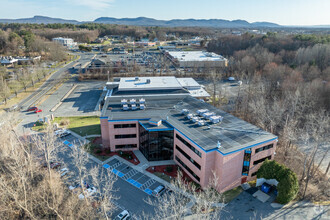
[[100, 76, 277, 192]]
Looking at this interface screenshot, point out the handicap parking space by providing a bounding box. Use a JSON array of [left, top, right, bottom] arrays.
[[102, 160, 164, 196]]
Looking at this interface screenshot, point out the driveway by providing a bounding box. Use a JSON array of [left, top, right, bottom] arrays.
[[220, 191, 329, 220]]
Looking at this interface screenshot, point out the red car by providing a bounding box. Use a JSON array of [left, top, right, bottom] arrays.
[[27, 106, 38, 111], [34, 109, 42, 113]]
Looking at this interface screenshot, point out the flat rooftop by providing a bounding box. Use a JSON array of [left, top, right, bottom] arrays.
[[168, 51, 227, 62], [102, 95, 276, 155], [118, 76, 182, 91]]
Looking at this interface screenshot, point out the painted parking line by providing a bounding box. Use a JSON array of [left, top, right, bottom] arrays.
[[126, 178, 143, 188], [103, 164, 110, 169], [102, 162, 155, 196], [144, 188, 153, 195], [112, 168, 125, 178]]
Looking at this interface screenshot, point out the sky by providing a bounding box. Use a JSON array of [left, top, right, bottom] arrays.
[[1, 0, 330, 26]]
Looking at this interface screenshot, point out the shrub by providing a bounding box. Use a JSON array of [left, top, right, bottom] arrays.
[[95, 149, 102, 154], [60, 119, 70, 126], [257, 160, 299, 204], [166, 166, 174, 173]]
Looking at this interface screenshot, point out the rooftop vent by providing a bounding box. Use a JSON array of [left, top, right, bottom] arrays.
[[210, 115, 223, 124], [196, 109, 209, 116], [146, 79, 151, 84], [217, 141, 221, 148], [121, 99, 127, 105], [135, 77, 139, 81], [131, 104, 137, 110], [122, 104, 128, 111], [203, 112, 215, 119], [198, 120, 205, 126], [192, 116, 200, 123], [181, 109, 189, 115]]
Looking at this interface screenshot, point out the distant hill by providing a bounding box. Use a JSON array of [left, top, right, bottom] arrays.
[[93, 17, 281, 28], [0, 16, 284, 28], [0, 15, 78, 24]]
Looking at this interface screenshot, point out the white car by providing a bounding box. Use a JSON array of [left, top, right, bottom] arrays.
[[59, 168, 69, 177], [78, 187, 97, 200], [55, 129, 71, 138], [115, 210, 130, 220]]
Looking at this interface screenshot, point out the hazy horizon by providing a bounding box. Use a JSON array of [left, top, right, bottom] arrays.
[[1, 0, 330, 26]]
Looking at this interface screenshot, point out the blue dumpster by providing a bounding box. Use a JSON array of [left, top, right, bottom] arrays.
[[261, 183, 271, 194]]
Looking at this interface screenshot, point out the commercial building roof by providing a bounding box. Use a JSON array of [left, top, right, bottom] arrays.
[[102, 90, 276, 155], [168, 51, 227, 62], [118, 76, 182, 91]]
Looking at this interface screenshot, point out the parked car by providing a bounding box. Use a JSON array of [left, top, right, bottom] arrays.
[[152, 185, 166, 197], [78, 187, 97, 199], [115, 210, 130, 220], [42, 161, 61, 169], [59, 168, 69, 177], [34, 109, 42, 113], [27, 106, 38, 111], [55, 129, 71, 138]]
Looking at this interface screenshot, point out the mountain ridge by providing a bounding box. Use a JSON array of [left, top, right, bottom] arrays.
[[0, 15, 281, 28]]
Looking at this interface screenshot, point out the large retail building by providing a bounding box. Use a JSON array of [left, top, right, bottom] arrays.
[[100, 76, 277, 192]]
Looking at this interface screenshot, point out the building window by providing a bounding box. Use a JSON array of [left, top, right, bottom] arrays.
[[175, 156, 200, 182], [175, 145, 201, 170], [255, 144, 274, 154], [242, 149, 251, 176], [176, 134, 202, 158], [253, 156, 272, 165], [115, 144, 137, 149], [115, 134, 137, 139], [114, 124, 136, 129]]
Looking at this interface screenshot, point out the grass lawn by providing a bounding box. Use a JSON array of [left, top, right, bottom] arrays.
[[54, 116, 101, 136], [222, 186, 243, 203]]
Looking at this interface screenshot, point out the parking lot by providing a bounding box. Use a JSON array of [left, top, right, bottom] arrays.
[[56, 81, 103, 116], [55, 134, 160, 219]]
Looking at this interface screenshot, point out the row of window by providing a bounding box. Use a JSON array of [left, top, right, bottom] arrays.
[[115, 144, 137, 149], [114, 134, 137, 139], [175, 145, 201, 170], [175, 134, 202, 158], [255, 144, 274, 153], [114, 124, 136, 129], [253, 155, 272, 165], [175, 156, 200, 182]]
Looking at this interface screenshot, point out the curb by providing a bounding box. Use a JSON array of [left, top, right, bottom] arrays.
[[50, 84, 78, 112]]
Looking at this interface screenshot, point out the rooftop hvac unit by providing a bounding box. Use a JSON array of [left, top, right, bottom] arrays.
[[196, 109, 209, 116], [146, 79, 151, 84], [140, 104, 145, 110], [192, 117, 200, 123], [198, 120, 206, 126], [210, 116, 223, 124], [139, 98, 145, 104], [135, 77, 139, 81], [122, 104, 129, 111], [121, 99, 127, 105], [181, 109, 189, 115], [203, 112, 215, 119], [131, 104, 137, 110], [130, 99, 136, 104], [187, 114, 193, 119]]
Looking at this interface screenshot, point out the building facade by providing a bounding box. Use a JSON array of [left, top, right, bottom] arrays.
[[100, 77, 277, 192]]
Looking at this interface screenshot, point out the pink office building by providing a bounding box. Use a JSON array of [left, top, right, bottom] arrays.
[[101, 77, 277, 192]]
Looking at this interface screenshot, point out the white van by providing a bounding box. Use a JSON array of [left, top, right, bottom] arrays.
[[115, 210, 130, 220]]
